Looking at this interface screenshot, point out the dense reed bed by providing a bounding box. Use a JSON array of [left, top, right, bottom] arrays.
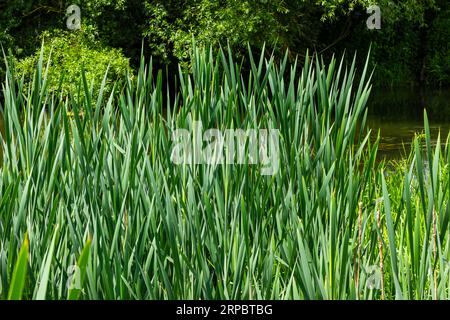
[[0, 46, 449, 300]]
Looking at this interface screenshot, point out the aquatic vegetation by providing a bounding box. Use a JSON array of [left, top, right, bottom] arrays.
[[0, 46, 449, 300]]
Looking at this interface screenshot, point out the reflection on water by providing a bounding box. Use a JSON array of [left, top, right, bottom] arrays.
[[367, 117, 450, 160], [368, 88, 450, 160], [368, 88, 450, 120]]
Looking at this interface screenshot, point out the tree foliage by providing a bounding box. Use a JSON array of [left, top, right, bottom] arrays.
[[0, 0, 449, 86]]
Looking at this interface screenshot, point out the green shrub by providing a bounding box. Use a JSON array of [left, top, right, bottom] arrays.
[[15, 29, 131, 100]]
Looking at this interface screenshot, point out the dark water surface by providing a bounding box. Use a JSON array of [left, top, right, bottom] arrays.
[[0, 89, 449, 162], [367, 89, 450, 160]]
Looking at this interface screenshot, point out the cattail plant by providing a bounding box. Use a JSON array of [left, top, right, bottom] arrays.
[[376, 199, 385, 300], [0, 44, 449, 300]]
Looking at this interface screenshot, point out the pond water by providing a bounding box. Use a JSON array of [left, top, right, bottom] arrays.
[[367, 88, 450, 160], [0, 88, 449, 162]]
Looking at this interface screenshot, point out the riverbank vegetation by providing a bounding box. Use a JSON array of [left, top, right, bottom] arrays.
[[0, 0, 449, 301], [1, 46, 450, 299]]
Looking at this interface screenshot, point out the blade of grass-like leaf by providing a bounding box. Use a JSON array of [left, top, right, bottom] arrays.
[[35, 225, 59, 300], [68, 237, 92, 300], [381, 172, 403, 299], [7, 234, 29, 300]]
